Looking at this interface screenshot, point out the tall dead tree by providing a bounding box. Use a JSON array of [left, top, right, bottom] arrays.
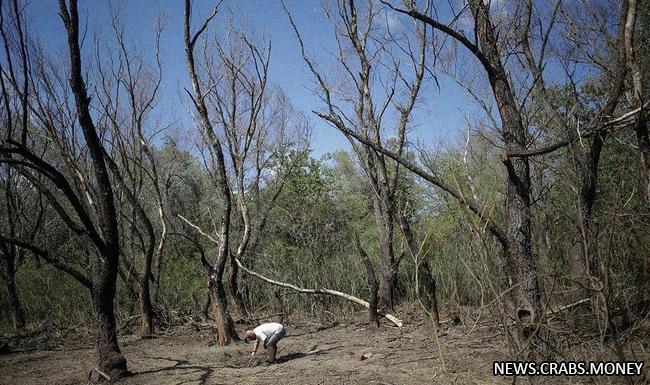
[[368, 0, 636, 356], [625, 0, 650, 205], [183, 0, 238, 345], [94, 11, 168, 337], [354, 234, 380, 328], [397, 206, 439, 326], [183, 1, 308, 329], [208, 27, 272, 319], [0, 0, 129, 377], [0, 165, 37, 330], [516, 0, 629, 301], [284, 0, 427, 312]]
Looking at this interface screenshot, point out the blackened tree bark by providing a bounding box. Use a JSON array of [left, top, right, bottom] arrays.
[[355, 234, 379, 328], [397, 207, 439, 326], [57, 0, 128, 376], [381, 0, 632, 357], [372, 189, 399, 312], [418, 260, 439, 327], [183, 0, 238, 345], [284, 0, 426, 313], [1, 0, 130, 376], [0, 169, 27, 330], [625, 0, 650, 205], [0, 245, 25, 330]]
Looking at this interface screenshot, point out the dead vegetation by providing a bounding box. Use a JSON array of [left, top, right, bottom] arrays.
[[1, 307, 648, 385]]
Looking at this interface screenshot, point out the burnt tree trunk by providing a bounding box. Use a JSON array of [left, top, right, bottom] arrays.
[[355, 235, 379, 328], [566, 134, 605, 299], [228, 252, 248, 318], [372, 195, 398, 313], [470, 1, 545, 356], [397, 207, 440, 326], [418, 260, 440, 327], [59, 0, 129, 376], [139, 272, 154, 337], [0, 252, 25, 330], [184, 0, 239, 346], [201, 292, 211, 321], [273, 287, 285, 324], [6, 268, 26, 330], [208, 275, 238, 345], [91, 247, 128, 378]]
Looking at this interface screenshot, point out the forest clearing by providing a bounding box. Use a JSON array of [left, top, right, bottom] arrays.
[[1, 0, 649, 384], [3, 309, 647, 385]]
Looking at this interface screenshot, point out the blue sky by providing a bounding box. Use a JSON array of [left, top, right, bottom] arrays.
[[26, 0, 471, 158]]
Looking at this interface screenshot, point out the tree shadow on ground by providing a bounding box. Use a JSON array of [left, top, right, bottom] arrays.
[[136, 356, 221, 385], [277, 346, 338, 364], [276, 352, 307, 364]]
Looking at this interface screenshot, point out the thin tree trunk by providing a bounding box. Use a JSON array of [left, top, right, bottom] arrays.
[[418, 260, 440, 327], [624, 0, 650, 205], [92, 249, 128, 379], [208, 275, 238, 345], [183, 0, 238, 345], [567, 135, 605, 299], [139, 272, 154, 337], [228, 253, 248, 318], [355, 235, 379, 328], [635, 117, 650, 205], [396, 207, 440, 326], [3, 260, 26, 330], [373, 197, 397, 313], [273, 287, 285, 324], [201, 292, 211, 321]]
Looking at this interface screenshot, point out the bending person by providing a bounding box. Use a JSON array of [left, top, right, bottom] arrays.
[[244, 322, 286, 363]]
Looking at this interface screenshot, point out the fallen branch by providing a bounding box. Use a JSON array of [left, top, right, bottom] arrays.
[[234, 257, 403, 327], [118, 314, 142, 332], [178, 214, 403, 327], [88, 367, 111, 383], [545, 298, 591, 318]]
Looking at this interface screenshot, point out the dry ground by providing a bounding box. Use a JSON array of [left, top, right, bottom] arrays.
[[0, 310, 647, 385]]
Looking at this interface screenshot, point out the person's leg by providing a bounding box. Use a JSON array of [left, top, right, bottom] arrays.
[[268, 344, 277, 362], [266, 328, 284, 347], [265, 327, 285, 363]]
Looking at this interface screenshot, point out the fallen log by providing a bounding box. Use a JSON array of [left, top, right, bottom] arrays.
[[233, 257, 403, 327]]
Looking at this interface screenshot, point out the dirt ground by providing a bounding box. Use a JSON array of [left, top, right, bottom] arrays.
[[0, 311, 646, 385]]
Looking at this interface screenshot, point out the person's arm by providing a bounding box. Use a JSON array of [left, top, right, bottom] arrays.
[[251, 339, 260, 357]]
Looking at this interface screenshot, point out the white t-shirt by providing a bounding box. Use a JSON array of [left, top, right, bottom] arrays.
[[253, 322, 284, 342]]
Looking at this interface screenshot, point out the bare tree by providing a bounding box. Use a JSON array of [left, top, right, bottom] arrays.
[[284, 0, 427, 312], [0, 0, 129, 377], [0, 165, 36, 330], [624, 0, 650, 205], [183, 0, 239, 345], [366, 0, 636, 356], [94, 10, 168, 337], [354, 233, 379, 328], [183, 1, 311, 339]]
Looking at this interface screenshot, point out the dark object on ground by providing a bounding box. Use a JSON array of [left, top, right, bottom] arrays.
[[0, 342, 11, 355]]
